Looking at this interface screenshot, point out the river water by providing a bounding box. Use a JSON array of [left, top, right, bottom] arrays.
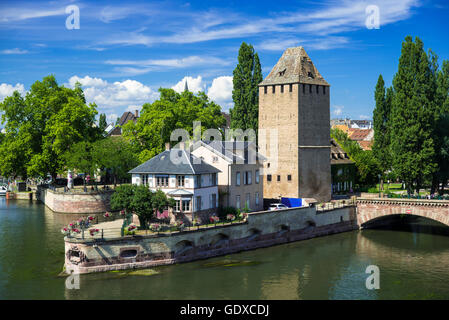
[[0, 197, 448, 300]]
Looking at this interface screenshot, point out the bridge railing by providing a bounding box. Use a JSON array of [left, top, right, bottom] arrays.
[[316, 198, 356, 212]]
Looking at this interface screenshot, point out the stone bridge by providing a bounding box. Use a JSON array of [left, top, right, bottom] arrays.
[[357, 197, 449, 227]]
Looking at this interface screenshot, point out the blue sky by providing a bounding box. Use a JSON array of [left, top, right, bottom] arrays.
[[0, 0, 448, 124]]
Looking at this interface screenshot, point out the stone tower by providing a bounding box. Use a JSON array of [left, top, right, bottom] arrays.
[[258, 46, 331, 202]]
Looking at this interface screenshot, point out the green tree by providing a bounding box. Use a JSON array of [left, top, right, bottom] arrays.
[[130, 185, 154, 229], [151, 189, 176, 216], [110, 184, 136, 214], [373, 75, 393, 175], [390, 36, 437, 194], [64, 141, 97, 188], [98, 113, 107, 132], [92, 136, 139, 186], [0, 75, 100, 179], [230, 42, 263, 133], [122, 88, 225, 162]]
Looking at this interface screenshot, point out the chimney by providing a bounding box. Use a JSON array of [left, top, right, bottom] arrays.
[[165, 142, 170, 151], [135, 109, 139, 118]]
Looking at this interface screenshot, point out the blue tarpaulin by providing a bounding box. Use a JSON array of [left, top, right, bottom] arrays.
[[281, 197, 302, 208]]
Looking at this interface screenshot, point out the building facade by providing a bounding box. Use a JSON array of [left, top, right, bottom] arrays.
[[330, 139, 356, 194], [191, 140, 264, 212], [258, 46, 331, 202], [129, 144, 220, 223]]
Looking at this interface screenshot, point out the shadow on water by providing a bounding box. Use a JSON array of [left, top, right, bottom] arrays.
[[362, 214, 449, 237]]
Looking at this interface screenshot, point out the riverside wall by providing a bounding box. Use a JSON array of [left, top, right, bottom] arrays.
[[64, 205, 358, 274], [37, 187, 113, 214]]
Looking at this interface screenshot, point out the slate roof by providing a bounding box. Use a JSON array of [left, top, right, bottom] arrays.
[[129, 149, 221, 175], [192, 140, 266, 163], [260, 46, 329, 86], [330, 139, 354, 165]]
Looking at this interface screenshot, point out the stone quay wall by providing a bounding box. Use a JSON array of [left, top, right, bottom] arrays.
[[64, 205, 358, 274], [37, 187, 113, 214]]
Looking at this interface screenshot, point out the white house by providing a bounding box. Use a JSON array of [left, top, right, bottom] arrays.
[[129, 144, 220, 223], [191, 140, 265, 211]]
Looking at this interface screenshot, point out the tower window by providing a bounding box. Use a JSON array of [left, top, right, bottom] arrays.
[[302, 84, 305, 94], [316, 85, 319, 94], [288, 175, 292, 181], [272, 86, 275, 94], [289, 84, 293, 92], [264, 86, 267, 94], [277, 175, 281, 182], [309, 84, 312, 93], [323, 86, 326, 95], [280, 85, 284, 93], [267, 174, 272, 182]]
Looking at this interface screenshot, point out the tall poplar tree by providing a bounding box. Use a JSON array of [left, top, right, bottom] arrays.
[[372, 75, 392, 179], [230, 42, 263, 133], [390, 36, 437, 194]]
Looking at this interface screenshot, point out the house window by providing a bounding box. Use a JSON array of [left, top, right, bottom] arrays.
[[255, 170, 260, 184], [272, 85, 275, 94], [196, 196, 202, 211], [264, 86, 267, 94], [211, 194, 217, 208], [246, 171, 252, 184], [212, 173, 217, 186], [141, 174, 148, 186], [267, 174, 272, 182], [156, 175, 168, 187], [255, 192, 259, 206], [236, 171, 241, 186], [289, 84, 293, 92], [280, 85, 284, 93], [175, 200, 181, 212], [177, 175, 185, 187], [277, 175, 281, 182], [236, 195, 241, 209], [287, 174, 292, 181], [182, 199, 191, 212], [246, 193, 250, 208]]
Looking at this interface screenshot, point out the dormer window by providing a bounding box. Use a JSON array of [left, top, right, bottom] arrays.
[[307, 71, 314, 79], [279, 68, 286, 76]]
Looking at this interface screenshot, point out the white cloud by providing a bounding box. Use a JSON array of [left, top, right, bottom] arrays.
[[106, 56, 230, 68], [0, 7, 66, 22], [99, 0, 419, 50], [0, 83, 25, 101], [332, 105, 344, 116], [207, 76, 233, 108], [1, 48, 29, 54], [67, 75, 159, 116], [172, 76, 206, 93]]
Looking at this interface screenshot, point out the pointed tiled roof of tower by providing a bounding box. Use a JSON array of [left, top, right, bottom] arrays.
[[259, 46, 329, 86]]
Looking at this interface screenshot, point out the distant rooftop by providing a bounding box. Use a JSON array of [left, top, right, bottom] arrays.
[[260, 46, 329, 86]]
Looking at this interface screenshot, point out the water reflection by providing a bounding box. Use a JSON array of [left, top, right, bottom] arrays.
[[1, 198, 449, 300]]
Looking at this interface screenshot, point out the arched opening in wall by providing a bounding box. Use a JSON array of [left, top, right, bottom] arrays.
[[120, 249, 138, 258], [174, 240, 194, 256], [306, 220, 316, 227], [361, 214, 449, 236], [247, 228, 262, 241], [68, 249, 81, 263], [278, 224, 290, 236], [210, 233, 230, 247]]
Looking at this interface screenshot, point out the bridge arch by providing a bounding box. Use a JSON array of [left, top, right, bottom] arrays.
[[357, 198, 449, 228]]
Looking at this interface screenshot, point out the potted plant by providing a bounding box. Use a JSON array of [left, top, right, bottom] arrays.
[[89, 228, 100, 236]]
